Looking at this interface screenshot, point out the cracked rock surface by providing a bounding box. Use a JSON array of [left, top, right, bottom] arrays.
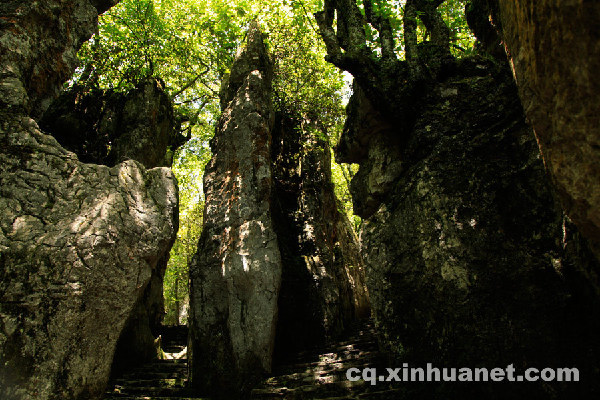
[[0, 0, 120, 119], [0, 113, 178, 400], [0, 1, 179, 399], [342, 57, 600, 398], [495, 0, 600, 268]]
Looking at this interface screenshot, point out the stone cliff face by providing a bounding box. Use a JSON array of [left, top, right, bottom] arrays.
[[498, 0, 600, 291], [0, 0, 119, 119], [188, 23, 281, 397], [271, 113, 369, 359], [469, 0, 600, 293], [0, 1, 180, 399], [340, 57, 600, 398]]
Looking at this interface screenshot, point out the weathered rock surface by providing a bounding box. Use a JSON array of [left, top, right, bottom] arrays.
[[271, 113, 369, 359], [40, 79, 189, 168], [0, 112, 178, 400], [189, 24, 369, 397], [40, 78, 188, 373], [337, 82, 403, 219], [341, 58, 600, 398], [188, 23, 281, 397], [491, 0, 600, 286], [0, 1, 180, 399], [0, 0, 120, 119], [40, 79, 187, 375]]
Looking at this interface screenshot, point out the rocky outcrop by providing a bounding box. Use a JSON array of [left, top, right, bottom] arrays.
[[39, 78, 187, 373], [468, 0, 600, 289], [271, 113, 369, 359], [0, 1, 180, 399], [188, 23, 281, 397], [39, 79, 187, 375], [0, 113, 178, 400], [337, 82, 403, 219], [0, 0, 120, 119], [40, 79, 189, 168], [494, 0, 600, 287], [340, 57, 600, 398]]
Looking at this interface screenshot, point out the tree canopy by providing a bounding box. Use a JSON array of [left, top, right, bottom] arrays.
[[74, 0, 474, 324]]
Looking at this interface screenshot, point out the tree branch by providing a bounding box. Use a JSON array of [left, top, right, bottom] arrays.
[[171, 66, 210, 99]]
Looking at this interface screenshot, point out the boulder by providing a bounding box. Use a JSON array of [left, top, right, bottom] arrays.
[[0, 1, 180, 399], [0, 112, 178, 399]]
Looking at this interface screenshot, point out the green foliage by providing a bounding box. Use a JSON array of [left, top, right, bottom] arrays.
[[438, 0, 477, 55], [355, 0, 476, 58], [266, 1, 346, 129], [163, 124, 212, 325], [330, 155, 361, 230], [78, 0, 475, 322]]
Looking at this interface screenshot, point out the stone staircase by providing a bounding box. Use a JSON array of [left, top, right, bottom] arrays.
[[160, 325, 189, 356], [103, 325, 201, 400], [104, 321, 398, 400], [251, 320, 403, 400]]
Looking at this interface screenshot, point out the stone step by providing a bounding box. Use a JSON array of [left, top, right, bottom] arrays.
[[106, 386, 190, 397], [251, 320, 385, 400], [130, 365, 188, 373], [129, 362, 187, 372], [356, 389, 406, 399], [104, 325, 192, 400], [111, 378, 187, 388], [104, 397, 205, 400], [261, 366, 373, 388], [163, 345, 186, 352], [273, 356, 380, 377], [120, 371, 185, 381], [252, 379, 367, 399], [280, 342, 379, 364]]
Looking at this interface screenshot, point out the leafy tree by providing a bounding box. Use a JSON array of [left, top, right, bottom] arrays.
[[77, 0, 474, 321], [77, 0, 359, 323]]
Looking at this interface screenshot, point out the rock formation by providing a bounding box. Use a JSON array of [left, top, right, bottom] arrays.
[[339, 56, 600, 398], [39, 79, 190, 168], [189, 24, 369, 397], [188, 23, 281, 397], [271, 113, 369, 359], [0, 0, 120, 120], [469, 0, 600, 292], [0, 119, 178, 399], [0, 1, 180, 399], [39, 79, 188, 374], [313, 1, 600, 396]]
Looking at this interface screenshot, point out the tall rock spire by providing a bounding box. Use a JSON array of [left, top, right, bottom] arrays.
[[188, 22, 281, 397]]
